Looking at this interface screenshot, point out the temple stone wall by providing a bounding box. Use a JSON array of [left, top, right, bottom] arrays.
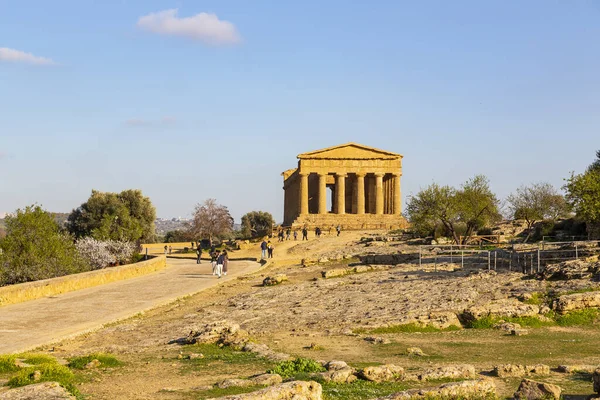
[[281, 143, 408, 230]]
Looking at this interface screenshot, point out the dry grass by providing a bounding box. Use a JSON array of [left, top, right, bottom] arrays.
[[0, 256, 167, 307]]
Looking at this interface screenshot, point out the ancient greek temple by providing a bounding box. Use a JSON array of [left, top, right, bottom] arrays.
[[282, 143, 407, 229]]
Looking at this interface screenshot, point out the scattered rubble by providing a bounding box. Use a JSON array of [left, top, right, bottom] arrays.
[[513, 379, 561, 400]]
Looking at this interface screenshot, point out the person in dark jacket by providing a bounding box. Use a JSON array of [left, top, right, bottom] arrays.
[[196, 244, 202, 264], [260, 240, 268, 260]]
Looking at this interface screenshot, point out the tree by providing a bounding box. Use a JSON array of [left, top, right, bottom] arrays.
[[163, 229, 193, 243], [506, 182, 570, 242], [565, 169, 600, 235], [67, 190, 156, 242], [0, 205, 89, 285], [189, 199, 234, 242], [586, 150, 600, 173], [241, 211, 274, 238], [406, 175, 501, 245]]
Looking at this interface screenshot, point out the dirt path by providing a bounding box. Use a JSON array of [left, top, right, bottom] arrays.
[[0, 258, 261, 354]]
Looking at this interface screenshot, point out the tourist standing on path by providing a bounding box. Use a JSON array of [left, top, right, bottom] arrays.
[[216, 251, 224, 278], [196, 244, 202, 264], [293, 230, 298, 241], [164, 245, 168, 255], [211, 250, 219, 275], [302, 227, 308, 240], [278, 230, 284, 242], [222, 250, 229, 276], [168, 245, 172, 255], [286, 228, 291, 240], [267, 241, 274, 258], [260, 240, 268, 260], [336, 225, 341, 237]]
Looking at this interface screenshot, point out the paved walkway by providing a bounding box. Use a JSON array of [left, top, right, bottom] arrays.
[[0, 258, 262, 354]]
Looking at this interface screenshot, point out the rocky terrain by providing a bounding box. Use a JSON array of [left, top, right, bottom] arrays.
[[2, 231, 600, 399]]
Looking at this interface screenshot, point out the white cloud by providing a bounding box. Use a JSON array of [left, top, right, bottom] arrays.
[[137, 9, 241, 45], [0, 48, 56, 65]]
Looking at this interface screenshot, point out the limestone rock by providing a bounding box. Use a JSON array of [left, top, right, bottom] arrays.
[[513, 379, 561, 400], [319, 367, 356, 383], [414, 311, 462, 330], [406, 347, 426, 357], [553, 291, 600, 314], [494, 322, 522, 332], [250, 374, 283, 386], [511, 328, 529, 336], [325, 360, 349, 371], [376, 379, 496, 399], [0, 382, 75, 400], [359, 364, 404, 383], [263, 274, 288, 286], [463, 300, 540, 322], [84, 359, 101, 369], [418, 364, 476, 381], [217, 379, 254, 389], [557, 364, 597, 374], [208, 380, 322, 399], [542, 259, 600, 280], [185, 320, 244, 345], [493, 364, 550, 378], [321, 269, 348, 279]]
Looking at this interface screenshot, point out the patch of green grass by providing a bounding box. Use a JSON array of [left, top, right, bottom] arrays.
[[0, 354, 18, 373], [16, 353, 59, 366], [522, 292, 546, 305], [177, 344, 275, 375], [68, 353, 122, 369], [357, 324, 462, 334], [465, 315, 555, 329], [6, 363, 79, 398], [192, 385, 263, 399], [555, 309, 600, 326], [267, 358, 325, 378], [563, 287, 600, 295], [322, 380, 410, 400]]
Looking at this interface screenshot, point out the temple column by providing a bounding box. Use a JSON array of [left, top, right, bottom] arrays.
[[299, 173, 309, 215], [375, 173, 384, 215], [335, 173, 347, 214], [318, 173, 328, 214], [356, 173, 365, 215], [394, 173, 402, 215]]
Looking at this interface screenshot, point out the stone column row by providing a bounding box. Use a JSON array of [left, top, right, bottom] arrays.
[[299, 172, 401, 216]]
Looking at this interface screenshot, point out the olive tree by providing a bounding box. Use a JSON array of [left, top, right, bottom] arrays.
[[406, 175, 501, 245], [507, 182, 570, 242], [0, 205, 89, 285], [241, 211, 274, 238], [67, 189, 156, 242]]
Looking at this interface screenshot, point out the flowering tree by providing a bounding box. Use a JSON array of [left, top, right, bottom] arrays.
[[75, 238, 136, 270]]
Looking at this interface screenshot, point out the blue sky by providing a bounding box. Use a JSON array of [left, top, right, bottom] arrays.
[[1, 1, 599, 222]]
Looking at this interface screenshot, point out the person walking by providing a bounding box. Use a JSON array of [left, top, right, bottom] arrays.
[[168, 245, 172, 255], [302, 227, 308, 241], [286, 228, 291, 240], [216, 251, 224, 278], [336, 225, 341, 237], [267, 241, 274, 258], [164, 245, 168, 255], [222, 250, 229, 276], [293, 230, 298, 241], [260, 240, 268, 260], [196, 243, 202, 264], [211, 250, 219, 275]]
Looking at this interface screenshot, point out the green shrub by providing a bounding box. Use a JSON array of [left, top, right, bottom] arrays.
[[0, 355, 18, 373], [7, 363, 74, 388], [556, 309, 600, 326], [0, 205, 90, 285], [68, 353, 122, 369], [366, 324, 461, 334], [465, 315, 554, 329], [268, 357, 325, 378]]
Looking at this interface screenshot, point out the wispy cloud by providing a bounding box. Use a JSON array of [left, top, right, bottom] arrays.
[[124, 116, 176, 127], [0, 48, 56, 65], [136, 9, 241, 45]]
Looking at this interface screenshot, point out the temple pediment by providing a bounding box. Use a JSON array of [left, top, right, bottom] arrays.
[[297, 142, 402, 160]]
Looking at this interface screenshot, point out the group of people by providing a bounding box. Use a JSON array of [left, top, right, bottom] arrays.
[[195, 244, 228, 278], [260, 240, 275, 259], [275, 225, 342, 242]]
